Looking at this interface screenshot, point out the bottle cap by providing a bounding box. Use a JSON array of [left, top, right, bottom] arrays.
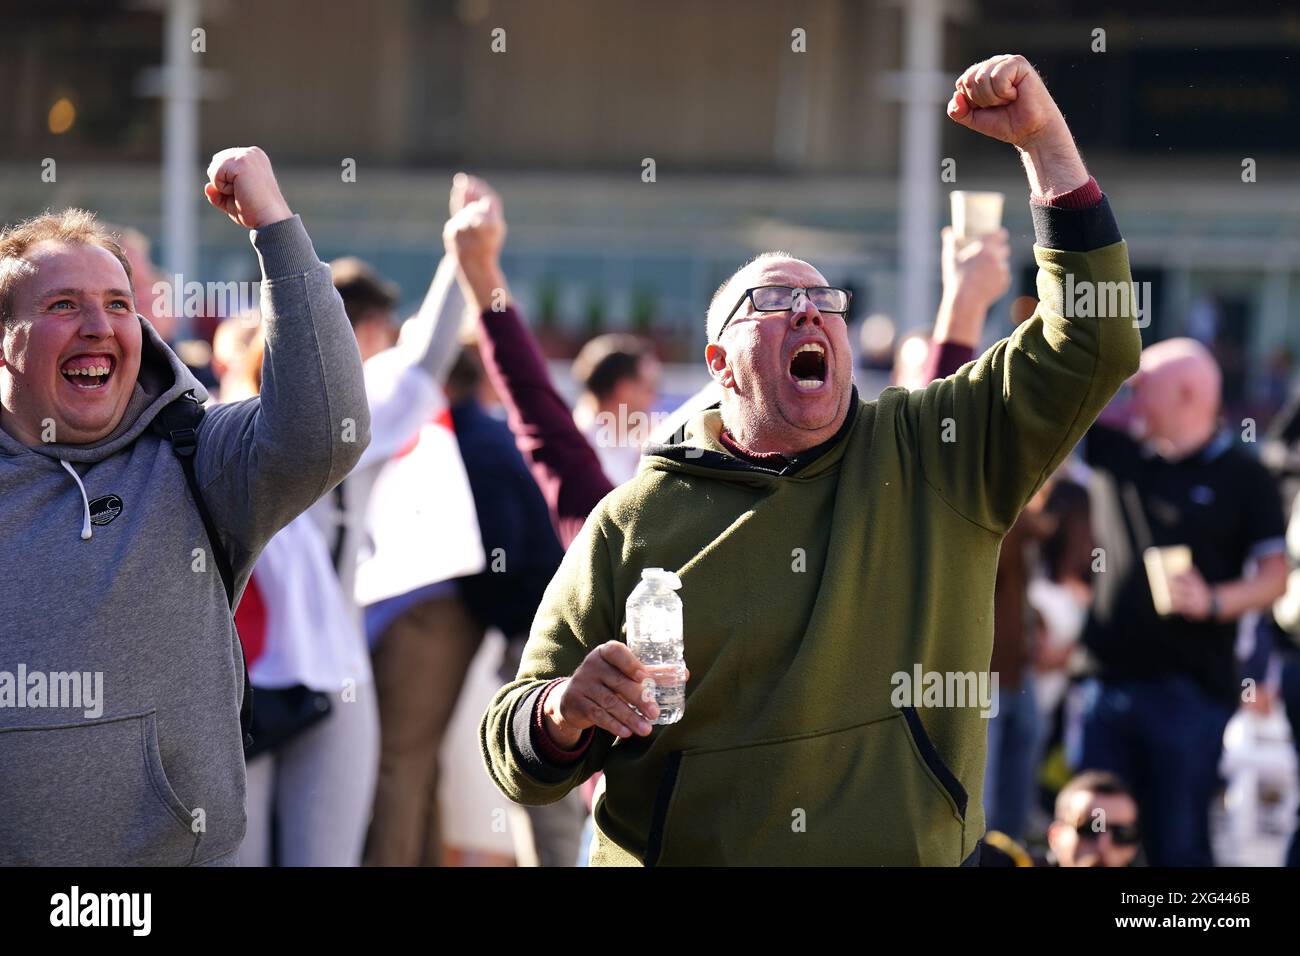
[[641, 567, 682, 590]]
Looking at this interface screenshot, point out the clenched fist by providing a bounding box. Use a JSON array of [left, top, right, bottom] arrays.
[[449, 171, 499, 219], [946, 54, 1066, 149], [443, 182, 506, 269], [947, 54, 1088, 199], [444, 173, 510, 313], [204, 147, 293, 230]]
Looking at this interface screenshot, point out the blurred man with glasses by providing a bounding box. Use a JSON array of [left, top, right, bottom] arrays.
[[1046, 771, 1142, 867], [478, 54, 1141, 865]]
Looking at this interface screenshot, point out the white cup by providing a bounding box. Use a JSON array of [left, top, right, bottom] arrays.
[[950, 190, 1005, 240], [1143, 545, 1193, 617]]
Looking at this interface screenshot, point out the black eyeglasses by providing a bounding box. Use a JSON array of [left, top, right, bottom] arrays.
[[1075, 821, 1140, 846], [716, 285, 852, 338]]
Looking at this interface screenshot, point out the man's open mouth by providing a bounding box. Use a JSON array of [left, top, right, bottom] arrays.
[[60, 355, 116, 390], [788, 342, 827, 390]]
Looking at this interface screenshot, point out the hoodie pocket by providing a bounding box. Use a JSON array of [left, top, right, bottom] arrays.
[[0, 709, 200, 866], [644, 710, 966, 866]]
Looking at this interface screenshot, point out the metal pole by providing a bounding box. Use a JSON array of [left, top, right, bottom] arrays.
[[897, 0, 944, 330], [162, 0, 199, 340]]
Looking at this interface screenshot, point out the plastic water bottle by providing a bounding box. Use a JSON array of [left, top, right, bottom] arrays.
[[625, 568, 686, 725]]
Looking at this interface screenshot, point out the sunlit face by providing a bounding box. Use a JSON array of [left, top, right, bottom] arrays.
[[706, 258, 853, 452], [0, 240, 142, 446], [1049, 791, 1140, 868]]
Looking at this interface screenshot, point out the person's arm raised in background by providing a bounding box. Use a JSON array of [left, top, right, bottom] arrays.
[[194, 147, 371, 573], [443, 174, 614, 549], [923, 226, 1011, 381], [906, 54, 1141, 534], [398, 253, 465, 384], [353, 213, 469, 470]]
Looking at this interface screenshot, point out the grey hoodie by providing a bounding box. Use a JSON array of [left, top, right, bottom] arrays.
[[0, 216, 370, 865]]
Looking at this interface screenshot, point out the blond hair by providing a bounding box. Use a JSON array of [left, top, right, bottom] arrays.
[[0, 209, 133, 322]]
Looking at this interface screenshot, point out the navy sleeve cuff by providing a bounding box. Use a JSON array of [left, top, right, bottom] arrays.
[[509, 679, 594, 783], [1030, 194, 1122, 253]]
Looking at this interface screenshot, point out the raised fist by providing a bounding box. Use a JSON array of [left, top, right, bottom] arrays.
[[449, 172, 501, 219], [946, 54, 1067, 150], [443, 174, 506, 268], [204, 147, 293, 230]]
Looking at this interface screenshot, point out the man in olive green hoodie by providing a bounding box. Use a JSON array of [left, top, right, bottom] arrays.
[[479, 54, 1142, 865]]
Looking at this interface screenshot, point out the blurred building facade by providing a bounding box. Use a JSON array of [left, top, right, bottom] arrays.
[[2, 0, 1298, 411]]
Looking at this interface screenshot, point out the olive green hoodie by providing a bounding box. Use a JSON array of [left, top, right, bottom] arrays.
[[482, 198, 1140, 865]]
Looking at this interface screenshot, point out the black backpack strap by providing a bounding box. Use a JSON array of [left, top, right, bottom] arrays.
[[152, 396, 237, 603], [151, 392, 254, 751], [329, 481, 348, 573]]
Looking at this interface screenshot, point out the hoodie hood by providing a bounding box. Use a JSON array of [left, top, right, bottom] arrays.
[[643, 385, 861, 485], [0, 315, 207, 465]]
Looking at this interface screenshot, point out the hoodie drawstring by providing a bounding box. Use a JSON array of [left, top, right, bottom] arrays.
[[60, 460, 93, 540]]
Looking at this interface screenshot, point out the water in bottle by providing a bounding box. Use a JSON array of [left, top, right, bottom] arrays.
[[625, 568, 686, 725]]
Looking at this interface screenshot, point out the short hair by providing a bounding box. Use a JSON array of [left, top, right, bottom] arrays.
[[330, 256, 399, 327], [705, 250, 799, 344], [0, 209, 134, 323], [446, 344, 483, 402], [572, 333, 653, 401], [1055, 770, 1133, 822]]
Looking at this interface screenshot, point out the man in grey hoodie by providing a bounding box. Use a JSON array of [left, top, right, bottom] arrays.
[[0, 146, 371, 865]]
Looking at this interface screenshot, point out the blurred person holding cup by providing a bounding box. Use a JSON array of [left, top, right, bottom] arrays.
[[1077, 337, 1287, 865]]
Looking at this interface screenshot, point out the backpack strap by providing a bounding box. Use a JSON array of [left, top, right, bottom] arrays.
[[151, 392, 254, 751]]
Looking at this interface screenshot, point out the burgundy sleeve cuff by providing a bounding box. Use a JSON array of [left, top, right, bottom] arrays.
[[531, 678, 594, 765], [923, 341, 976, 382], [1032, 176, 1102, 210]]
